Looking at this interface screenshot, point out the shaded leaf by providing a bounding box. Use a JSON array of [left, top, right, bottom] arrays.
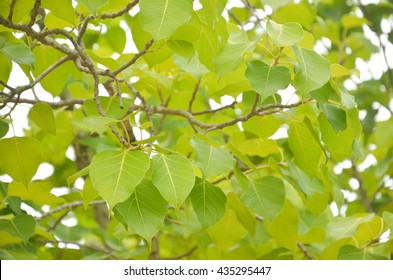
[[0, 214, 35, 243], [241, 176, 285, 222], [114, 180, 168, 246], [288, 119, 323, 177], [190, 178, 226, 228], [0, 120, 9, 138], [0, 42, 35, 67]]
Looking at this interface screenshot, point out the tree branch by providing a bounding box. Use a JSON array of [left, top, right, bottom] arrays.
[[37, 200, 106, 221], [163, 246, 198, 260], [297, 241, 315, 260], [111, 39, 154, 76]]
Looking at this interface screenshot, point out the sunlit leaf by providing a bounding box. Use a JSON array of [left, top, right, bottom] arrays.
[[0, 137, 42, 185], [241, 176, 285, 222], [191, 137, 235, 178], [207, 209, 248, 251], [293, 46, 330, 95], [152, 154, 195, 208], [29, 102, 57, 135], [267, 20, 304, 47], [89, 150, 150, 209], [245, 61, 291, 100], [140, 0, 193, 40]]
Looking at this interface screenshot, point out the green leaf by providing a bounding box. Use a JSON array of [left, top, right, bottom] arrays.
[[0, 214, 35, 243], [104, 26, 126, 54], [241, 176, 285, 222], [338, 245, 386, 260], [268, 200, 298, 251], [286, 161, 324, 197], [83, 115, 118, 134], [29, 102, 57, 135], [42, 0, 75, 25], [8, 181, 66, 206], [0, 137, 42, 185], [140, 0, 193, 41], [173, 54, 209, 77], [83, 177, 99, 210], [0, 120, 9, 138], [89, 150, 150, 209], [114, 180, 168, 246], [67, 166, 89, 187], [322, 104, 347, 133], [326, 214, 374, 241], [0, 42, 35, 67], [267, 20, 304, 47], [191, 137, 236, 178], [288, 119, 324, 177], [214, 42, 256, 75], [293, 46, 330, 95], [207, 209, 248, 251], [0, 53, 12, 88], [77, 0, 107, 14], [227, 192, 256, 235], [189, 178, 226, 228], [152, 154, 195, 208], [383, 211, 393, 237], [167, 40, 195, 59], [245, 61, 291, 100]]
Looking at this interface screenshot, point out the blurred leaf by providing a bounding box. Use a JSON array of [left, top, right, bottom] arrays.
[[0, 120, 9, 138], [246, 61, 291, 101], [114, 180, 168, 246], [0, 42, 35, 67], [0, 137, 42, 185], [288, 119, 324, 177], [207, 209, 248, 251], [293, 46, 330, 95], [29, 102, 57, 135], [140, 0, 193, 40], [191, 137, 235, 178], [0, 214, 35, 243]]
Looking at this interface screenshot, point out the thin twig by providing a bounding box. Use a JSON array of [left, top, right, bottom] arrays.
[[297, 241, 315, 260], [188, 78, 201, 112], [37, 200, 106, 221], [164, 246, 198, 260]]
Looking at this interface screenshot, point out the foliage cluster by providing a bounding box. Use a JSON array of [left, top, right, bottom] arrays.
[[1, 0, 393, 260]]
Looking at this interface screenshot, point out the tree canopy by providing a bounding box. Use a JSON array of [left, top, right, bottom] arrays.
[[1, 0, 393, 260]]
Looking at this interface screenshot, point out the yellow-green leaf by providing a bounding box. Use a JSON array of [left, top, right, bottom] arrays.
[[0, 137, 42, 185], [29, 102, 57, 135], [89, 150, 150, 209]]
